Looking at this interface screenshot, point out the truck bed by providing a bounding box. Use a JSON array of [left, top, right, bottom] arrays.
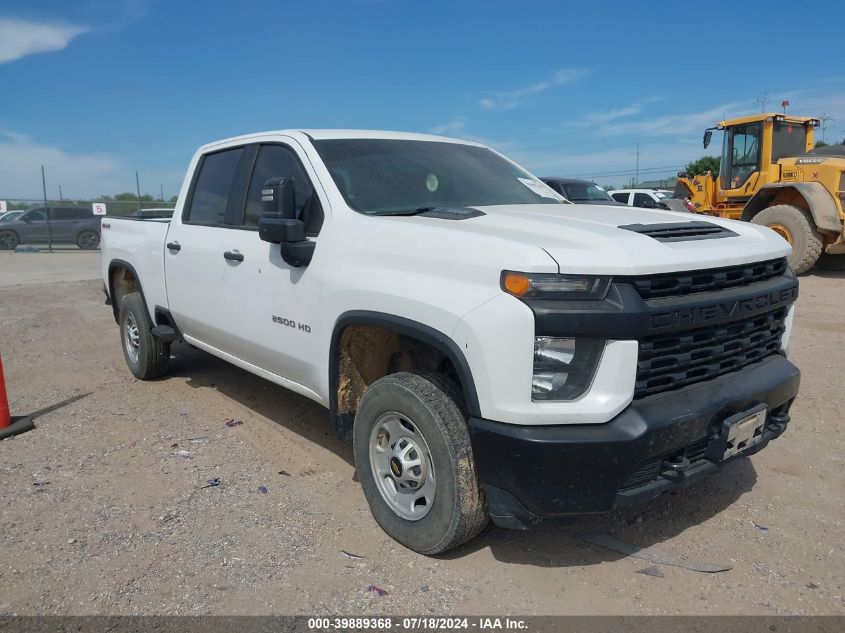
[[100, 217, 170, 318]]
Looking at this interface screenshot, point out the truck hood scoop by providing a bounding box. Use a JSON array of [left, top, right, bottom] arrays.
[[618, 221, 738, 242], [418, 207, 485, 220]]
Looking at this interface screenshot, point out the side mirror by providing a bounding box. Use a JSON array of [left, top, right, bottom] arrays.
[[261, 177, 296, 219], [703, 129, 713, 149], [257, 177, 316, 267]]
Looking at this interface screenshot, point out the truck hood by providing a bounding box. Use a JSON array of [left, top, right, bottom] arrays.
[[402, 203, 791, 275]]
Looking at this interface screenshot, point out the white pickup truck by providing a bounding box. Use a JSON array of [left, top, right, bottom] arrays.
[[101, 129, 800, 554]]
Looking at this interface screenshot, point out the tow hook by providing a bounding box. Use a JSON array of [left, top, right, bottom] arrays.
[[660, 454, 692, 481]]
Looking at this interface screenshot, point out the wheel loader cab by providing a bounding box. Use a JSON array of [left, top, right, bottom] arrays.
[[716, 115, 816, 205]]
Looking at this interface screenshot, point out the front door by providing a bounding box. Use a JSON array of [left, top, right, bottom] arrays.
[[218, 140, 328, 395], [721, 122, 762, 201]]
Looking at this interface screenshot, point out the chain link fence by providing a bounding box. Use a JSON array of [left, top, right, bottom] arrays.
[[0, 198, 175, 252]]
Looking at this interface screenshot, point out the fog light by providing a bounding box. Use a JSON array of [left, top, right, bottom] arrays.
[[532, 337, 604, 401]]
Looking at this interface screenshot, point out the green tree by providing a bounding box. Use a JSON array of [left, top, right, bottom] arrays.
[[685, 156, 720, 176], [814, 140, 828, 148]]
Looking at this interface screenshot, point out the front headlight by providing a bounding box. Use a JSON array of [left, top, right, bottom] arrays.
[[532, 337, 605, 401], [501, 271, 611, 300]]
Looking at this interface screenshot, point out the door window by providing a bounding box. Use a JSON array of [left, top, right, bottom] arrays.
[[25, 209, 47, 221], [725, 123, 761, 189], [611, 192, 629, 204], [633, 192, 656, 208], [243, 144, 323, 234], [184, 148, 244, 225]]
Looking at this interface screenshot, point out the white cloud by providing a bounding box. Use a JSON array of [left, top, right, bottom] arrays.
[[429, 117, 469, 137], [0, 18, 89, 64], [0, 130, 133, 199], [479, 68, 589, 110]]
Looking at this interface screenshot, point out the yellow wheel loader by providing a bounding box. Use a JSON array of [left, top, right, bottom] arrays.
[[676, 113, 845, 273]]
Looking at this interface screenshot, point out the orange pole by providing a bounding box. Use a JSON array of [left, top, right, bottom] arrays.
[[0, 355, 10, 429]]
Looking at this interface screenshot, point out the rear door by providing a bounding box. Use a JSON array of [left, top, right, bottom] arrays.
[[164, 145, 247, 353], [216, 140, 328, 393]]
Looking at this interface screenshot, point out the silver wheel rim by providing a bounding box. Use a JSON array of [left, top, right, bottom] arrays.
[[369, 411, 435, 521], [123, 312, 140, 364]]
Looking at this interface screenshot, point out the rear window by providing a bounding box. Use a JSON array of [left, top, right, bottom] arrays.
[[51, 208, 91, 220], [185, 148, 243, 224]]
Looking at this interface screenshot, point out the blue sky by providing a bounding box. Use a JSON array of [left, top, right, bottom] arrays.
[[1, 0, 844, 199]]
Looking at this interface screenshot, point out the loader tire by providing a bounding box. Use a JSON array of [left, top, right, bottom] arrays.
[[751, 205, 822, 274]]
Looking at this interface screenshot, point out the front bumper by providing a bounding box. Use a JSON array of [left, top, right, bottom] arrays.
[[468, 354, 800, 529]]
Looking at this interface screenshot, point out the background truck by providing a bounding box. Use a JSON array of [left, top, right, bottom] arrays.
[[101, 129, 801, 554], [675, 113, 845, 273]]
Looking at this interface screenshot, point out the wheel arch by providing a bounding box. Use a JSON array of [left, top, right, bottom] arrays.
[[107, 259, 151, 324], [329, 311, 481, 438], [742, 182, 842, 234]]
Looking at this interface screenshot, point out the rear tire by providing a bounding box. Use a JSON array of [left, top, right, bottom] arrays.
[[751, 205, 822, 274], [118, 292, 170, 380], [353, 372, 488, 555], [76, 230, 100, 250], [0, 230, 19, 250]]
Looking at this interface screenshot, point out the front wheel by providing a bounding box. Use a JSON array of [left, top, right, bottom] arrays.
[[353, 372, 488, 555], [118, 292, 170, 380], [751, 205, 823, 274], [0, 230, 19, 250], [76, 230, 100, 250]]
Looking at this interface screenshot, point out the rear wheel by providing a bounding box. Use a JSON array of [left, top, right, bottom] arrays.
[[76, 230, 100, 250], [751, 205, 823, 274], [353, 372, 488, 555], [0, 230, 19, 250], [118, 292, 170, 379]]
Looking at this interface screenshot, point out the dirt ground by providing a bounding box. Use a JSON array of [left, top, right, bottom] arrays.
[[0, 252, 843, 616]]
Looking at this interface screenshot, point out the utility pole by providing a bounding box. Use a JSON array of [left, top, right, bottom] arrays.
[[631, 142, 641, 186], [819, 113, 836, 144], [41, 165, 53, 252], [58, 185, 63, 201], [135, 171, 142, 211], [756, 93, 769, 113], [160, 184, 164, 202]]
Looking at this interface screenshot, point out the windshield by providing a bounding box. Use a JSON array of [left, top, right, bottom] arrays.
[[312, 139, 565, 215], [562, 182, 614, 202]]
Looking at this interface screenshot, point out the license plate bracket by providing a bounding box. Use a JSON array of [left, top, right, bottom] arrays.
[[708, 404, 768, 461]]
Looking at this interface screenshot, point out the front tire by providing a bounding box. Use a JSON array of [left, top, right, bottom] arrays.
[[118, 292, 170, 380], [76, 230, 100, 250], [751, 205, 822, 274], [353, 372, 488, 555], [0, 230, 19, 250]]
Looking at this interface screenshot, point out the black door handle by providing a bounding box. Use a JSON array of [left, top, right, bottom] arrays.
[[223, 250, 244, 262], [166, 242, 181, 251]]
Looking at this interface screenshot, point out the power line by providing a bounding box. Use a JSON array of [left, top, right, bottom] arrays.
[[568, 164, 685, 179]]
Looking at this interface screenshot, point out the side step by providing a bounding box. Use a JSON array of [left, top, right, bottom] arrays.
[[151, 325, 179, 343]]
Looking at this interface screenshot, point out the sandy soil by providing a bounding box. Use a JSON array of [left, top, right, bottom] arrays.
[[0, 254, 842, 615]]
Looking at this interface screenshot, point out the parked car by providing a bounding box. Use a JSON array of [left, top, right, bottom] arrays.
[[609, 188, 676, 209], [0, 210, 25, 222], [0, 206, 101, 250], [130, 208, 175, 219], [102, 129, 799, 555], [540, 177, 626, 205]]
